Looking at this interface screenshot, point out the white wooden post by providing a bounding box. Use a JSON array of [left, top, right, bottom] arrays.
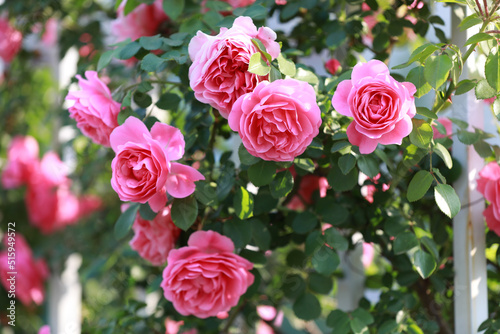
[[451, 8, 489, 333]]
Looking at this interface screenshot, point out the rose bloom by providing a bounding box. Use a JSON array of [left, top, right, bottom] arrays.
[[38, 326, 51, 334], [325, 58, 341, 75], [26, 152, 101, 234], [66, 71, 121, 147], [256, 305, 284, 334], [129, 205, 181, 266], [229, 78, 322, 161], [359, 173, 390, 203], [433, 118, 453, 139], [332, 60, 416, 154], [0, 16, 22, 63], [287, 167, 330, 210], [0, 234, 49, 306], [1, 135, 39, 189], [110, 117, 204, 212], [161, 230, 254, 318], [188, 16, 280, 119], [111, 0, 168, 42], [165, 318, 198, 334], [477, 162, 500, 236]]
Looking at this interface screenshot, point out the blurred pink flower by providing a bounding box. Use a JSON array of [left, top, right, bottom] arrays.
[[275, 0, 287, 4], [256, 305, 284, 334], [165, 318, 198, 334], [485, 96, 496, 104], [325, 58, 341, 75], [130, 205, 181, 266], [38, 325, 51, 334], [477, 162, 500, 236], [433, 118, 453, 139], [42, 18, 57, 46], [0, 16, 22, 63], [362, 242, 375, 268], [0, 234, 49, 306], [360, 173, 390, 203], [1, 135, 39, 189], [408, 0, 424, 10], [287, 169, 330, 211]]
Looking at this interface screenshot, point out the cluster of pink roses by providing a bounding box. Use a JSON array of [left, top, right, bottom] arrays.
[[0, 234, 49, 306], [1, 136, 101, 233], [0, 15, 22, 64], [477, 162, 500, 236]]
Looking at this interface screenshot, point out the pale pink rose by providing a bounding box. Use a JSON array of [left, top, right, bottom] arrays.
[[477, 162, 500, 236], [0, 16, 22, 63], [66, 71, 121, 147], [229, 79, 322, 161], [275, 0, 287, 4], [360, 173, 389, 203], [1, 136, 39, 189], [110, 117, 204, 212], [38, 325, 51, 334], [111, 0, 169, 42], [26, 152, 101, 234], [161, 230, 254, 318], [0, 234, 49, 306], [42, 18, 57, 46], [433, 118, 452, 139], [256, 305, 284, 334], [287, 168, 330, 210], [332, 60, 416, 154], [325, 58, 341, 75], [130, 205, 181, 266], [408, 0, 424, 10], [188, 16, 280, 119], [362, 242, 375, 268]]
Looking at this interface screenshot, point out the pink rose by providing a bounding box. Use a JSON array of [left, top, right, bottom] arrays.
[[408, 0, 424, 10], [66, 71, 121, 147], [325, 58, 341, 75], [161, 230, 254, 318], [38, 325, 51, 334], [229, 78, 322, 161], [287, 168, 330, 210], [332, 60, 416, 154], [42, 18, 57, 46], [0, 16, 22, 63], [477, 162, 500, 236], [0, 234, 49, 306], [1, 135, 39, 189], [362, 242, 375, 268], [256, 305, 284, 334], [26, 152, 101, 234], [188, 16, 280, 119], [201, 0, 256, 15], [275, 0, 287, 4], [165, 318, 198, 334], [110, 117, 205, 212], [485, 96, 496, 104], [360, 173, 390, 203], [129, 205, 181, 266], [111, 0, 169, 42], [433, 118, 452, 139]]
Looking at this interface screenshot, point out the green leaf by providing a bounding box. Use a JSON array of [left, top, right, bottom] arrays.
[[407, 66, 432, 97], [223, 219, 252, 249], [163, 0, 185, 20], [407, 170, 434, 202], [338, 154, 356, 175], [123, 0, 140, 15], [141, 53, 165, 72], [251, 38, 272, 62], [248, 160, 276, 186], [270, 170, 294, 199], [351, 317, 369, 334], [269, 66, 282, 82], [352, 308, 374, 326], [326, 310, 350, 333], [251, 219, 271, 250], [309, 272, 333, 294], [171, 196, 198, 231], [357, 155, 379, 178], [292, 211, 318, 234], [114, 203, 139, 239], [416, 107, 437, 119], [139, 203, 157, 220], [282, 274, 306, 299], [294, 158, 315, 173], [455, 79, 477, 95], [233, 186, 254, 220], [238, 144, 260, 165], [394, 231, 419, 254], [457, 129, 480, 144], [474, 140, 493, 158], [413, 249, 437, 278], [331, 141, 351, 153], [195, 181, 216, 206], [217, 171, 235, 201], [464, 32, 495, 46], [324, 227, 348, 251], [434, 143, 453, 169], [312, 246, 340, 275], [475, 79, 496, 99], [434, 184, 461, 218], [328, 165, 358, 192], [424, 55, 452, 89], [156, 92, 181, 111], [205, 0, 232, 11], [118, 41, 142, 60], [139, 35, 163, 50], [485, 50, 500, 92], [392, 43, 439, 69], [97, 50, 114, 72], [239, 4, 267, 20], [133, 92, 153, 108], [458, 13, 482, 31], [293, 293, 322, 321], [409, 119, 433, 148], [294, 67, 319, 85], [248, 52, 270, 76], [277, 53, 296, 77]]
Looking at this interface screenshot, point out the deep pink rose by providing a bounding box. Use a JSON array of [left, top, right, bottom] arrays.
[[0, 234, 49, 306], [66, 71, 121, 147], [188, 16, 280, 119], [325, 58, 341, 75], [26, 152, 101, 234], [110, 117, 204, 212], [477, 162, 500, 236], [1, 135, 39, 189], [0, 16, 22, 63], [229, 78, 321, 161], [111, 0, 168, 42], [161, 230, 254, 318], [129, 205, 181, 266], [433, 118, 453, 139], [332, 60, 416, 154], [38, 325, 51, 334]]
